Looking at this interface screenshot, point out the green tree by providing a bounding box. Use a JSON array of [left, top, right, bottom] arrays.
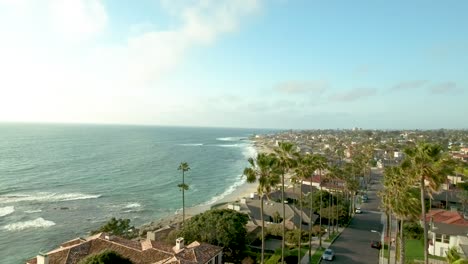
[[177, 162, 190, 226], [177, 209, 249, 261], [243, 153, 280, 264], [79, 251, 132, 264], [293, 153, 314, 264], [311, 154, 328, 249], [403, 143, 455, 264], [274, 142, 297, 263], [91, 218, 138, 239]]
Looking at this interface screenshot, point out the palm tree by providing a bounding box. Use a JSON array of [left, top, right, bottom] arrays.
[[177, 162, 190, 226], [312, 154, 328, 249], [402, 143, 454, 264], [385, 165, 420, 264], [274, 142, 297, 264], [294, 153, 314, 264], [243, 153, 280, 264]]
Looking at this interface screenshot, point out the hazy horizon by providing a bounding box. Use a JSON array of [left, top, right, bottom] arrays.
[[1, 0, 467, 129]]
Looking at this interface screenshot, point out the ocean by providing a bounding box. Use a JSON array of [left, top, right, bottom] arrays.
[[0, 123, 271, 264]]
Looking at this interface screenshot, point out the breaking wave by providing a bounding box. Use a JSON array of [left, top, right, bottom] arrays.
[[0, 206, 14, 217], [0, 192, 101, 204], [3, 217, 56, 231], [178, 143, 203, 146]]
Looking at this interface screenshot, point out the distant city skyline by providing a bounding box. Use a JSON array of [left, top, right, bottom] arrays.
[[0, 0, 467, 129]]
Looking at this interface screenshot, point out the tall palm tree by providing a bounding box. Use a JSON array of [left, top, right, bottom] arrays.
[[385, 165, 420, 264], [274, 142, 297, 264], [312, 154, 328, 249], [402, 143, 454, 264], [294, 153, 314, 264], [177, 162, 190, 226], [243, 153, 279, 264]]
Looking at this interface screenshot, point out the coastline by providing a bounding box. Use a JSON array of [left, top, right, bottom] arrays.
[[139, 137, 274, 235]]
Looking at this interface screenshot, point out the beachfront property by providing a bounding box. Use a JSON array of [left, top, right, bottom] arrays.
[[26, 233, 222, 264], [424, 209, 468, 258]]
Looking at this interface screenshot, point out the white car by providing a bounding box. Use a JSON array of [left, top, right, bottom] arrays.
[[355, 208, 362, 214], [322, 248, 335, 261]]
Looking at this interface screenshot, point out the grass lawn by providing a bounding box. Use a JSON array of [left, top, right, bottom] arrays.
[[386, 239, 447, 262], [310, 247, 325, 264], [406, 239, 424, 260]]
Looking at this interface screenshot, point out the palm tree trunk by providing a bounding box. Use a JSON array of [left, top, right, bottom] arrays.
[[420, 179, 428, 264], [388, 213, 392, 264], [394, 217, 399, 264], [308, 184, 313, 262], [261, 195, 265, 264], [400, 219, 405, 264], [319, 170, 322, 248], [281, 172, 285, 264], [298, 180, 303, 264], [182, 171, 185, 226], [328, 191, 331, 238]]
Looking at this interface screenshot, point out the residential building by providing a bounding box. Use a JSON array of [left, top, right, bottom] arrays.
[[26, 233, 222, 264], [424, 209, 468, 258]]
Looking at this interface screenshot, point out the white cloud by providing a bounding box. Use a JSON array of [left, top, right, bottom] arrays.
[[0, 0, 261, 124], [48, 0, 108, 40]]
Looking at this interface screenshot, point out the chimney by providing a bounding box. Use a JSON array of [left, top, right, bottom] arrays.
[[175, 237, 184, 251], [37, 253, 49, 264]]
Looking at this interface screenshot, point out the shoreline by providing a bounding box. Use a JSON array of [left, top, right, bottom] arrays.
[[139, 137, 274, 235]]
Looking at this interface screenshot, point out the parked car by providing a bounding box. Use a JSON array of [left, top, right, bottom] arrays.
[[355, 207, 362, 214], [322, 248, 335, 261], [371, 240, 382, 249]]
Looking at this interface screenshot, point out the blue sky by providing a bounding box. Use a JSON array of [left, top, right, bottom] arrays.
[[0, 0, 467, 129]]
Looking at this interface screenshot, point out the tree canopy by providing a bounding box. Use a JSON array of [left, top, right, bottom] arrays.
[[175, 209, 248, 259], [79, 250, 133, 264], [91, 218, 138, 239]]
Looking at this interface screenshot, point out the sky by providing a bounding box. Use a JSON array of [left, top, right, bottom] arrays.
[[0, 0, 467, 129]]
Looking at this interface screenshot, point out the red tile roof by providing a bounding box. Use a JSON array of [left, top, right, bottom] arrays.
[[26, 233, 222, 264], [425, 209, 468, 226]]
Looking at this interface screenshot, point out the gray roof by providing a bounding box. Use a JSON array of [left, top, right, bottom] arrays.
[[244, 199, 317, 229], [432, 222, 468, 236]]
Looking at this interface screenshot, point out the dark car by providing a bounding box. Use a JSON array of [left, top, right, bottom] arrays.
[[371, 240, 382, 249]]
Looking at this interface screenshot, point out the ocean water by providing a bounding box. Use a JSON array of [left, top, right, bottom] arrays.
[[0, 123, 270, 264]]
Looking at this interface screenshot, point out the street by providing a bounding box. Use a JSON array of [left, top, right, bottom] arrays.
[[324, 169, 384, 264]]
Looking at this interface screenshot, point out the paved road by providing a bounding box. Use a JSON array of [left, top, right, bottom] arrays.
[[325, 169, 384, 264]]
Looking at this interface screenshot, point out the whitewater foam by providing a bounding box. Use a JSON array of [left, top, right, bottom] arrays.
[[178, 143, 203, 146], [3, 217, 56, 231], [200, 177, 246, 206], [216, 137, 246, 141], [0, 192, 101, 204], [0, 206, 14, 217], [125, 203, 141, 209], [24, 209, 42, 214]]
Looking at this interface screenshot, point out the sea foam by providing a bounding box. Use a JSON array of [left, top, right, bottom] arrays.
[[3, 217, 55, 231], [216, 137, 246, 141], [125, 203, 141, 209], [0, 192, 101, 204], [0, 206, 14, 217]]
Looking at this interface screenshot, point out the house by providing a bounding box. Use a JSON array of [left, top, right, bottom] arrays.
[[424, 209, 468, 258], [429, 190, 465, 211], [303, 175, 346, 193], [26, 233, 222, 264]]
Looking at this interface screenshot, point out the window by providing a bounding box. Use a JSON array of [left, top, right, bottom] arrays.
[[214, 255, 219, 264], [442, 235, 450, 244], [436, 234, 442, 242]]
